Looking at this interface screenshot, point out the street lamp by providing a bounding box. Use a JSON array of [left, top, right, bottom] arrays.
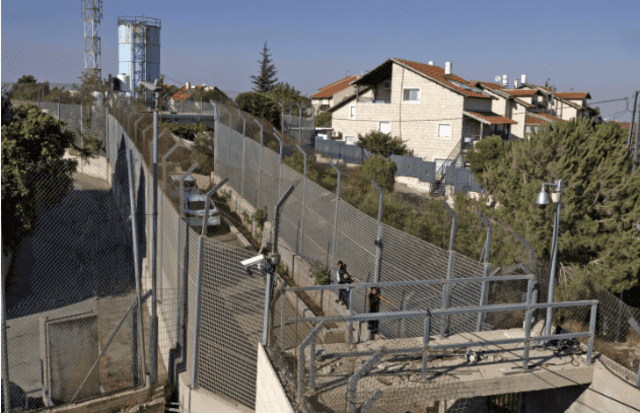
[[535, 179, 563, 341], [139, 79, 161, 385]]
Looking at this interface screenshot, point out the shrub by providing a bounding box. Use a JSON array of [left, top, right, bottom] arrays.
[[283, 151, 320, 182], [316, 112, 331, 127], [311, 266, 331, 286], [252, 207, 267, 231], [356, 130, 410, 156], [235, 92, 281, 131], [361, 155, 396, 192], [465, 134, 510, 177]]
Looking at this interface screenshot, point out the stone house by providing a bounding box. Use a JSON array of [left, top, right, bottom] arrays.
[[328, 58, 522, 167], [311, 75, 360, 114]]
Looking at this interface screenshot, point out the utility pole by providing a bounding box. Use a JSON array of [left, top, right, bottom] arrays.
[[140, 80, 161, 384]]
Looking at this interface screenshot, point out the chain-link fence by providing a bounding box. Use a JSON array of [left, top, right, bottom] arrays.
[[6, 93, 638, 412]]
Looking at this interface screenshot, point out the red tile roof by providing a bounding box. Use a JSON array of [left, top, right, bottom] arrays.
[[172, 85, 204, 101], [513, 97, 533, 108], [505, 90, 539, 97], [613, 121, 638, 132], [312, 75, 359, 99], [526, 113, 565, 124], [468, 80, 504, 90], [464, 111, 517, 125], [392, 58, 492, 99], [554, 92, 591, 100]]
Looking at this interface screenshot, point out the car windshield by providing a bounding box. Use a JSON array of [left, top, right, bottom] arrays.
[[188, 201, 207, 210], [184, 181, 196, 189]]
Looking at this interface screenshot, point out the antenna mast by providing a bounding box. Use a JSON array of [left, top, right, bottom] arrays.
[[82, 0, 103, 82]]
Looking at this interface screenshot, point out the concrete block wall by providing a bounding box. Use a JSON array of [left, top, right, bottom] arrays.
[[255, 344, 296, 413]]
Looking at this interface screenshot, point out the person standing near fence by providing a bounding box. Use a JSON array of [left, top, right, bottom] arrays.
[[367, 287, 390, 339], [335, 261, 354, 308]]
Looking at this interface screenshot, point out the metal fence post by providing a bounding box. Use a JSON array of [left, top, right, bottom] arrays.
[[476, 211, 492, 332], [441, 203, 456, 338], [329, 162, 342, 278], [223, 107, 232, 178], [421, 311, 431, 379], [296, 103, 302, 143], [175, 215, 182, 351], [586, 301, 599, 364], [522, 304, 533, 371], [255, 119, 264, 208], [2, 265, 10, 413], [629, 317, 640, 387], [126, 149, 149, 388], [58, 89, 61, 119], [371, 181, 384, 284], [296, 146, 307, 256], [348, 347, 386, 413], [281, 288, 287, 351], [348, 288, 355, 344], [273, 129, 284, 199], [237, 112, 247, 202], [297, 320, 327, 400]]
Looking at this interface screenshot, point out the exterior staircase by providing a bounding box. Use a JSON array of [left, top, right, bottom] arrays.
[[429, 137, 473, 196]]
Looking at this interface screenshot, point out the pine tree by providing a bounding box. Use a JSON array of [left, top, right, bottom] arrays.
[[250, 41, 278, 93]]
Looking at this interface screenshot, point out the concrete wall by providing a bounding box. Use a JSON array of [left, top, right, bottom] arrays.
[[509, 101, 528, 141], [524, 356, 640, 413], [255, 344, 296, 413]]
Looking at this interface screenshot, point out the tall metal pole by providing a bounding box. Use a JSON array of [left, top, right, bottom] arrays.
[[238, 112, 247, 201], [126, 149, 149, 388], [627, 91, 638, 151], [277, 102, 284, 132], [149, 94, 159, 385], [441, 203, 456, 338], [633, 109, 640, 174], [296, 146, 307, 256], [371, 181, 384, 284], [476, 211, 492, 332], [2, 248, 10, 413], [223, 107, 232, 177], [329, 162, 342, 278], [545, 179, 562, 339], [254, 119, 264, 208], [297, 103, 302, 143]]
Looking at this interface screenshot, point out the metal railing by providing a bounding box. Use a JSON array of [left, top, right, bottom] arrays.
[[356, 96, 391, 104]]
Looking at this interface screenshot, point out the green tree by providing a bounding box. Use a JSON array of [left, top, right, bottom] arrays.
[[250, 41, 278, 93], [192, 131, 216, 175], [316, 112, 331, 127], [264, 82, 308, 108], [475, 118, 640, 294], [235, 92, 281, 131], [342, 156, 397, 206], [2, 100, 79, 253], [356, 131, 410, 156], [466, 135, 510, 177], [283, 151, 320, 182], [159, 118, 214, 142]]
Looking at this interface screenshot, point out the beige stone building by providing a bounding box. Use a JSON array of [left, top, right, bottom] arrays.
[[311, 75, 360, 113], [328, 58, 521, 165]]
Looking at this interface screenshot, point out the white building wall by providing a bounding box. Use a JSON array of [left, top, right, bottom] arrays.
[[255, 344, 296, 413]]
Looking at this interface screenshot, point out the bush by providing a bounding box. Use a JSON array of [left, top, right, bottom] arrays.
[[159, 119, 213, 142], [316, 112, 331, 127], [192, 132, 215, 174], [283, 151, 320, 182], [361, 155, 396, 192], [252, 207, 267, 231], [356, 130, 410, 156], [312, 266, 331, 286], [466, 134, 510, 177], [236, 92, 281, 131]]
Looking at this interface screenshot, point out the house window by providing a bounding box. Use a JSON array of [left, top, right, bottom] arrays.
[[322, 99, 329, 105], [438, 124, 451, 138], [403, 88, 420, 102], [534, 126, 539, 133], [383, 80, 392, 90], [346, 136, 355, 145], [525, 126, 531, 133], [350, 106, 356, 119], [379, 122, 391, 134]]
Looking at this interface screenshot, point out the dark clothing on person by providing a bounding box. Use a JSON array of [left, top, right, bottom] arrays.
[[368, 291, 381, 333], [339, 271, 352, 309]]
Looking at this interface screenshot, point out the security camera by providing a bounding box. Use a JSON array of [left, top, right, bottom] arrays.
[[241, 255, 265, 268]]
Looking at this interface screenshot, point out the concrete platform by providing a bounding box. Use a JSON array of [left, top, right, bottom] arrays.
[[296, 328, 596, 412]]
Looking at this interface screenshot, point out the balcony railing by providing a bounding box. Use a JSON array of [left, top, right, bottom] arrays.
[[356, 96, 391, 104]]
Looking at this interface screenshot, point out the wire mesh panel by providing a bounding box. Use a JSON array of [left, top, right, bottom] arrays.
[[196, 240, 265, 409]]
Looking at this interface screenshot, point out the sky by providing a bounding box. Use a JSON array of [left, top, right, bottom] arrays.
[[2, 0, 640, 121]]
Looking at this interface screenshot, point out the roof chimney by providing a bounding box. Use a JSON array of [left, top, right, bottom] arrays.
[[445, 62, 452, 75], [502, 74, 508, 87], [428, 61, 434, 66], [514, 78, 519, 88], [185, 81, 191, 89], [521, 74, 527, 85]]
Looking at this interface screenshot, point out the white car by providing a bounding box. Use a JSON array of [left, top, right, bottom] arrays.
[[185, 193, 221, 227]]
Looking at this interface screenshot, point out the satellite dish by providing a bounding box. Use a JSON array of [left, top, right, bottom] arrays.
[[494, 75, 501, 82]]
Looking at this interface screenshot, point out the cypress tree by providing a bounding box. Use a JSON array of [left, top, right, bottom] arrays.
[[250, 41, 278, 93]]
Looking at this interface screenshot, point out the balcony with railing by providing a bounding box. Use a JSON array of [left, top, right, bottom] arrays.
[[356, 95, 391, 104]]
